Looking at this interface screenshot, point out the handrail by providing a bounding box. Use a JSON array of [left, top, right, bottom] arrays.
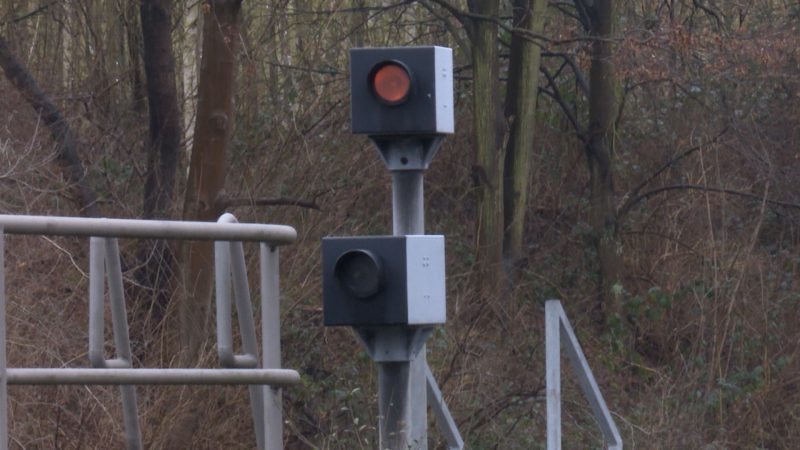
[[0, 214, 296, 243], [545, 300, 623, 450], [0, 214, 298, 450], [6, 368, 299, 385]]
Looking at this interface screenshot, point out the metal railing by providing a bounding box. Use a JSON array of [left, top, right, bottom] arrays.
[[545, 299, 623, 450], [0, 214, 299, 450]]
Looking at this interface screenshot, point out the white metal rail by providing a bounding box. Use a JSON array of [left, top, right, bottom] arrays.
[[546, 299, 623, 450], [0, 214, 299, 450]]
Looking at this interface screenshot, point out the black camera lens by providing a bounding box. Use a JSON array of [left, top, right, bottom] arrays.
[[334, 249, 384, 299]]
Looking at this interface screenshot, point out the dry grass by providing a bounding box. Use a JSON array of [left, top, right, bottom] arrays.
[[1, 3, 799, 449]]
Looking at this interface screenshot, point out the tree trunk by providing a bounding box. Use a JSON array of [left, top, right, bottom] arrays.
[[0, 34, 98, 217], [586, 0, 622, 324], [125, 2, 146, 112], [163, 2, 242, 447], [180, 0, 202, 154], [468, 0, 505, 288], [141, 0, 181, 221], [503, 0, 547, 263], [179, 0, 243, 363], [139, 0, 183, 318]]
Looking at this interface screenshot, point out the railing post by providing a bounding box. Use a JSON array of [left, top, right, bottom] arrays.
[[261, 244, 283, 450], [215, 213, 266, 449], [545, 301, 562, 450], [1, 228, 8, 450]]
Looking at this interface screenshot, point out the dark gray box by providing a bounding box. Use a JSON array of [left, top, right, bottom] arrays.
[[350, 46, 454, 136], [322, 235, 446, 326]]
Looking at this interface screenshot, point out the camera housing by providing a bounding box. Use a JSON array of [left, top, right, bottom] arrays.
[[350, 46, 454, 136], [322, 235, 446, 326]]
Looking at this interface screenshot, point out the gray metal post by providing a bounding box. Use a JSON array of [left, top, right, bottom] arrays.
[[545, 301, 561, 450], [376, 148, 430, 449], [261, 244, 284, 450], [392, 171, 424, 236], [214, 214, 266, 450], [0, 228, 7, 450], [546, 300, 623, 450]]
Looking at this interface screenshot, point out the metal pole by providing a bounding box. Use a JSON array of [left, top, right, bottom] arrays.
[[215, 214, 266, 450], [105, 239, 143, 450], [261, 244, 284, 450], [545, 301, 561, 450], [88, 238, 106, 368], [392, 170, 424, 235], [232, 241, 267, 450], [377, 161, 429, 449], [0, 228, 7, 450]]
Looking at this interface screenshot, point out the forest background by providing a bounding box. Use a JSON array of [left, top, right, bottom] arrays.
[[0, 0, 798, 448]]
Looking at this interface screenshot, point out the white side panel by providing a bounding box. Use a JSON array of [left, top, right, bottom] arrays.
[[405, 235, 446, 324], [433, 46, 455, 134]]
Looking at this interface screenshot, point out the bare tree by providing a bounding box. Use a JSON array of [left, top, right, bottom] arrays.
[[583, 0, 622, 322], [179, 0, 243, 363], [138, 0, 183, 316], [503, 0, 547, 262], [0, 34, 98, 217], [468, 0, 506, 288]]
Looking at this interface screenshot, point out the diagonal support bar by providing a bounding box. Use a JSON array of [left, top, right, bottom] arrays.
[[545, 300, 622, 450], [215, 213, 266, 450], [89, 237, 142, 450], [426, 365, 463, 450]]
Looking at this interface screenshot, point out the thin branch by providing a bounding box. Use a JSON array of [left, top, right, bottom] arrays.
[[692, 0, 725, 31], [426, 0, 468, 25], [620, 184, 800, 217], [542, 51, 589, 95], [261, 60, 341, 76], [301, 100, 342, 136], [287, 0, 414, 16], [549, 2, 580, 22], [571, 0, 593, 31], [418, 0, 469, 55], [2, 1, 56, 25], [220, 196, 321, 211], [540, 67, 584, 139], [621, 127, 729, 214], [616, 77, 673, 131], [431, 0, 608, 46]]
